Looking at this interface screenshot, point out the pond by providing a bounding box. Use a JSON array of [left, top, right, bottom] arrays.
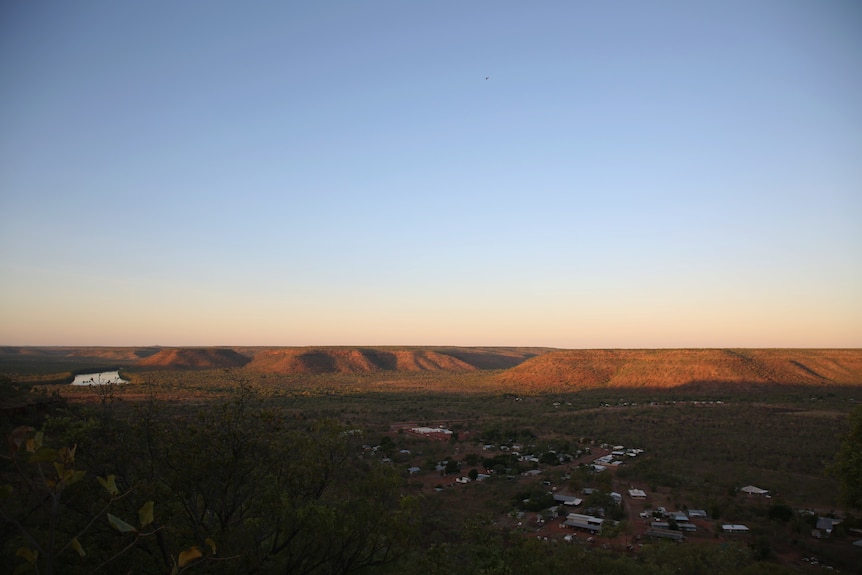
[[70, 370, 128, 386]]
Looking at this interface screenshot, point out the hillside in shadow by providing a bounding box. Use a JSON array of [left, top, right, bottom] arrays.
[[136, 348, 251, 369], [245, 348, 477, 374]]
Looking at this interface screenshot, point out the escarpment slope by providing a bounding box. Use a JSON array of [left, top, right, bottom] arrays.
[[245, 348, 476, 374], [496, 349, 862, 391], [136, 348, 251, 369]]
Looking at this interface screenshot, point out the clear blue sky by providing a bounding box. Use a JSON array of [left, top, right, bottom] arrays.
[[1, 1, 860, 347]]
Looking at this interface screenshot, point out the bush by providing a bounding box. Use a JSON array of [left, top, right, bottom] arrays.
[[767, 503, 794, 523]]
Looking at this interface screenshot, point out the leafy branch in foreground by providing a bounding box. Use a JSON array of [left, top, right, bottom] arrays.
[[0, 427, 188, 575]]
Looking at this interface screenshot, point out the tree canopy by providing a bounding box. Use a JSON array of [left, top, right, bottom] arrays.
[[833, 405, 862, 510]]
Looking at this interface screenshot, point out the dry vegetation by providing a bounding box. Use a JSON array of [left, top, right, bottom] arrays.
[[3, 347, 862, 574], [497, 348, 862, 392]]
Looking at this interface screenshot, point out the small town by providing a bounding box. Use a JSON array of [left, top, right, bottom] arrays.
[[361, 417, 859, 571]]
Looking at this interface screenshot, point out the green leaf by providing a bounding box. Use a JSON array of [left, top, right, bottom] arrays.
[[67, 470, 86, 487], [16, 547, 38, 565], [9, 425, 35, 455], [107, 513, 137, 533], [27, 447, 57, 463], [98, 474, 119, 496], [58, 444, 76, 464], [70, 537, 86, 558], [205, 537, 217, 555], [178, 546, 202, 567], [138, 500, 154, 528]]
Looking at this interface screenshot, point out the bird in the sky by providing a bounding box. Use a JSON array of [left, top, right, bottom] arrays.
[[485, 76, 489, 80]]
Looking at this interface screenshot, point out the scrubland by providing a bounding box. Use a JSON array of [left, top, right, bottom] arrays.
[[2, 347, 861, 574]]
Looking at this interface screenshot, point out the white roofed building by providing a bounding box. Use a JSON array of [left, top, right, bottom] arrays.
[[740, 485, 768, 496]]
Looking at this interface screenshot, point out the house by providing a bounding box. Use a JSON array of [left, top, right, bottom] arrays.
[[647, 528, 684, 541], [455, 476, 471, 484], [722, 524, 750, 533], [687, 509, 708, 519], [554, 494, 583, 506], [610, 492, 622, 504], [523, 469, 542, 477], [677, 522, 697, 532], [564, 513, 604, 533], [740, 485, 769, 496], [670, 512, 688, 523], [407, 466, 421, 474], [816, 517, 839, 535], [628, 489, 647, 499], [410, 426, 453, 436]]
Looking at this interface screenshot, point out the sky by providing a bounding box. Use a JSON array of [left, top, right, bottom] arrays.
[[1, 1, 860, 348]]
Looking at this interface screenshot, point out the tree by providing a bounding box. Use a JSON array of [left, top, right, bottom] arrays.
[[3, 382, 417, 575], [147, 387, 415, 574], [0, 428, 169, 575], [539, 451, 560, 466], [767, 503, 794, 523], [832, 405, 862, 510]]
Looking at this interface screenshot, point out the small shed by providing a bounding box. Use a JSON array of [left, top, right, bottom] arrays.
[[554, 494, 583, 506], [816, 517, 838, 535], [564, 513, 604, 533], [647, 528, 684, 541]]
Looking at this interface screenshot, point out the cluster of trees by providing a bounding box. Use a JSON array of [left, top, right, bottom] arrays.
[[4, 380, 862, 575], [1, 383, 417, 574]]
